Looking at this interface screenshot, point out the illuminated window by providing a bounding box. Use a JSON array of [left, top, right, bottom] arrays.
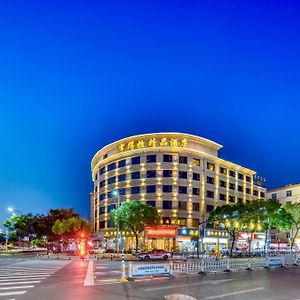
[[193, 188, 200, 195], [118, 159, 126, 168], [108, 163, 116, 171], [163, 170, 173, 177], [178, 218, 187, 226], [192, 203, 199, 211], [238, 173, 244, 180], [178, 201, 187, 210], [146, 170, 156, 178], [147, 201, 156, 207], [179, 156, 188, 164], [118, 174, 126, 182], [192, 219, 199, 227], [179, 171, 187, 179], [219, 193, 226, 201], [207, 162, 215, 171], [146, 185, 156, 193], [206, 190, 214, 198], [193, 173, 200, 181], [207, 176, 214, 184], [131, 186, 140, 194], [193, 158, 200, 167], [163, 155, 173, 162], [147, 155, 156, 163], [163, 201, 172, 209], [229, 170, 235, 177], [219, 167, 227, 174], [178, 186, 187, 194], [163, 185, 172, 193], [131, 172, 140, 180], [108, 176, 116, 184], [131, 157, 140, 165]]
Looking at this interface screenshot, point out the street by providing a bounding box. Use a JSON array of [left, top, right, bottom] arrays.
[[1, 255, 300, 300]]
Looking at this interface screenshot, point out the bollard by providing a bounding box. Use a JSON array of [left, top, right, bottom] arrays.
[[169, 261, 173, 276], [198, 260, 205, 274], [224, 259, 231, 272], [128, 262, 133, 279], [246, 259, 252, 271]]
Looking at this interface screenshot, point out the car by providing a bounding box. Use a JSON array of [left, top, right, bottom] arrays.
[[137, 249, 172, 260]]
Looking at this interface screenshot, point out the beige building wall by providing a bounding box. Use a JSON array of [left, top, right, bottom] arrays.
[[267, 184, 300, 204]]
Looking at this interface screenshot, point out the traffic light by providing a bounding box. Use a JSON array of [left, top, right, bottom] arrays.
[[79, 232, 86, 258]]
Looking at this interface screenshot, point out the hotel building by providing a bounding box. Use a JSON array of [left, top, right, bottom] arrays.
[[90, 133, 266, 251]]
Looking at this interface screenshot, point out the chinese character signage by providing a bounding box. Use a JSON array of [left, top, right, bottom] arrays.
[[118, 137, 188, 153]]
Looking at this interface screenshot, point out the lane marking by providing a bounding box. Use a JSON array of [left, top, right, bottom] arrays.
[[0, 277, 47, 282], [0, 291, 26, 296], [203, 287, 265, 299], [0, 285, 34, 290], [0, 275, 50, 279], [165, 294, 197, 300], [0, 281, 41, 285], [143, 279, 234, 292], [84, 260, 94, 286]]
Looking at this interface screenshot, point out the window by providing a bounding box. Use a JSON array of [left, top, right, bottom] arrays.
[[178, 186, 187, 194], [238, 198, 243, 203], [192, 219, 199, 227], [220, 167, 227, 175], [100, 180, 106, 188], [100, 207, 105, 215], [131, 171, 140, 180], [193, 188, 200, 195], [95, 185, 98, 193], [108, 191, 114, 198], [100, 167, 106, 175], [229, 170, 235, 177], [131, 156, 140, 165], [220, 180, 226, 188], [286, 190, 292, 197], [147, 201, 156, 207], [147, 155, 156, 163], [238, 185, 243, 192], [229, 182, 235, 190], [119, 188, 126, 195], [193, 203, 200, 211], [206, 190, 214, 198], [108, 163, 116, 171], [118, 174, 126, 182], [163, 201, 172, 209], [100, 193, 105, 201], [95, 173, 98, 181], [246, 188, 251, 194], [253, 190, 258, 196], [108, 176, 116, 184], [108, 204, 116, 212], [219, 193, 226, 201], [163, 185, 172, 193], [246, 176, 251, 182], [271, 193, 277, 199], [238, 173, 244, 180], [206, 204, 214, 212], [193, 173, 200, 181], [146, 170, 156, 178], [178, 218, 187, 226], [118, 159, 126, 168], [146, 185, 156, 193], [193, 158, 200, 167], [260, 192, 266, 198], [163, 170, 173, 177], [229, 196, 235, 203], [131, 186, 140, 194], [207, 162, 215, 171], [179, 156, 188, 164], [103, 153, 108, 159], [178, 201, 187, 210], [99, 221, 105, 229], [179, 171, 187, 179], [163, 154, 173, 162], [207, 176, 214, 184]]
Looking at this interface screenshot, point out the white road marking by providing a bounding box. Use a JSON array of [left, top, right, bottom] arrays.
[[203, 287, 265, 299], [0, 277, 47, 282], [165, 294, 197, 300], [84, 260, 94, 286], [0, 291, 26, 296], [0, 275, 50, 279], [0, 285, 34, 290], [143, 279, 234, 292], [0, 281, 41, 285]]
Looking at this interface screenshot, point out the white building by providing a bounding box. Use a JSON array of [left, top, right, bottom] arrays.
[[267, 183, 300, 204]]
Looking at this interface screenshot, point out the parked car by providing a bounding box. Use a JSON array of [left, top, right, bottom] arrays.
[[137, 249, 172, 260]]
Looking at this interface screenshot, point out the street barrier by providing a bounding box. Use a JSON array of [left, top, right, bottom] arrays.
[[128, 262, 171, 279]]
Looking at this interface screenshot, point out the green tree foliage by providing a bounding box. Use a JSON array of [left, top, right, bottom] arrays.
[[52, 217, 91, 238], [110, 200, 160, 252], [283, 202, 300, 249]]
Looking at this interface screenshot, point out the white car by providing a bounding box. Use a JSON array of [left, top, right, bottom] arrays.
[[137, 249, 172, 260]]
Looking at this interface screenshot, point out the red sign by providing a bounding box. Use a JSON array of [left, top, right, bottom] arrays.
[[145, 226, 178, 238]]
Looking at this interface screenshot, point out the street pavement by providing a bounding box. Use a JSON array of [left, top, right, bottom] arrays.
[[1, 254, 300, 300]]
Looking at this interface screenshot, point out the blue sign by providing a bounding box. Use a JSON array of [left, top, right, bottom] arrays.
[[267, 257, 283, 267], [132, 263, 170, 277]]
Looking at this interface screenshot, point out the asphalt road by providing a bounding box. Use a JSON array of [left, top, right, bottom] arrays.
[[1, 255, 300, 300]]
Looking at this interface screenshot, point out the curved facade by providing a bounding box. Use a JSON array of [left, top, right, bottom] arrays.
[[90, 133, 266, 238]]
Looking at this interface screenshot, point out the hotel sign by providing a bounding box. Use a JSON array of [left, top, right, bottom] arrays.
[[145, 226, 178, 239], [118, 137, 188, 153]]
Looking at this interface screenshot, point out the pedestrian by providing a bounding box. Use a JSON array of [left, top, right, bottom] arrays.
[[110, 254, 113, 261]]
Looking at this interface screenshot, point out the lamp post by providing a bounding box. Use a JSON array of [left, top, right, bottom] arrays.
[[112, 190, 127, 282], [113, 190, 121, 253]]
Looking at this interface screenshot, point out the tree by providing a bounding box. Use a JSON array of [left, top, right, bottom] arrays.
[[208, 202, 250, 256], [283, 202, 300, 249], [110, 200, 160, 252]]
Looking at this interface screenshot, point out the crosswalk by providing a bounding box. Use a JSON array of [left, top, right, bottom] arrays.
[[0, 260, 70, 300], [93, 262, 124, 286]]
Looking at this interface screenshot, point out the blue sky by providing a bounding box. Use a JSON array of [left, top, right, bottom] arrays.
[[1, 0, 300, 226]]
